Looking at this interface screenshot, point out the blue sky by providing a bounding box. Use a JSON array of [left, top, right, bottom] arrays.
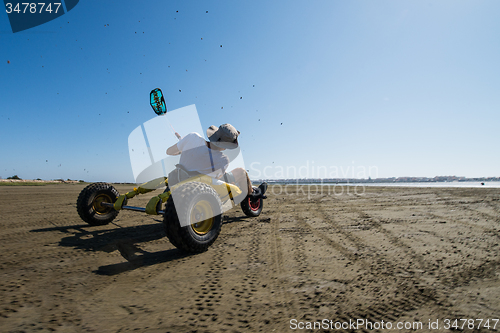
[[1, 0, 499, 182]]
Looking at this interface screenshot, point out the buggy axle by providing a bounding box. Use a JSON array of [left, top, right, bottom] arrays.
[[100, 202, 165, 215]]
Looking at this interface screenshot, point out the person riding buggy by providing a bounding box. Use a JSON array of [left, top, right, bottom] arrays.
[[76, 121, 268, 254], [166, 123, 267, 201]]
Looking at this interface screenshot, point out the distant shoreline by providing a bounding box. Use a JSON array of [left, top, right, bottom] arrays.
[[0, 179, 81, 186], [2, 178, 499, 188], [256, 178, 499, 184], [254, 180, 500, 189]]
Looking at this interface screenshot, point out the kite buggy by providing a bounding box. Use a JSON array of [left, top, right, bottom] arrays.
[[76, 88, 266, 253]]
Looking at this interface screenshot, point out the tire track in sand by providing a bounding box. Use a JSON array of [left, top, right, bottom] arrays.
[[178, 216, 281, 332], [267, 209, 307, 325], [293, 198, 456, 331]]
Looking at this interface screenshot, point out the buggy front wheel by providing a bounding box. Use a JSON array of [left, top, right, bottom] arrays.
[[241, 195, 263, 217]]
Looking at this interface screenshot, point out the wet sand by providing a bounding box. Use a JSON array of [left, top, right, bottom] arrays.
[[0, 184, 499, 332]]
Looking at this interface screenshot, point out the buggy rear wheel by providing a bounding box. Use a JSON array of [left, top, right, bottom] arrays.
[[163, 182, 222, 253], [76, 182, 119, 226]]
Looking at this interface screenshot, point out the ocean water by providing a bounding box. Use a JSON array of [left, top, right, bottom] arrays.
[[358, 181, 500, 188], [269, 181, 500, 188]]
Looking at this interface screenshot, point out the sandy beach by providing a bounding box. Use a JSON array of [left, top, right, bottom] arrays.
[[0, 184, 499, 332]]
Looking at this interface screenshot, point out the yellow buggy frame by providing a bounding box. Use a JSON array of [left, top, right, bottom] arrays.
[[76, 174, 264, 253]]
